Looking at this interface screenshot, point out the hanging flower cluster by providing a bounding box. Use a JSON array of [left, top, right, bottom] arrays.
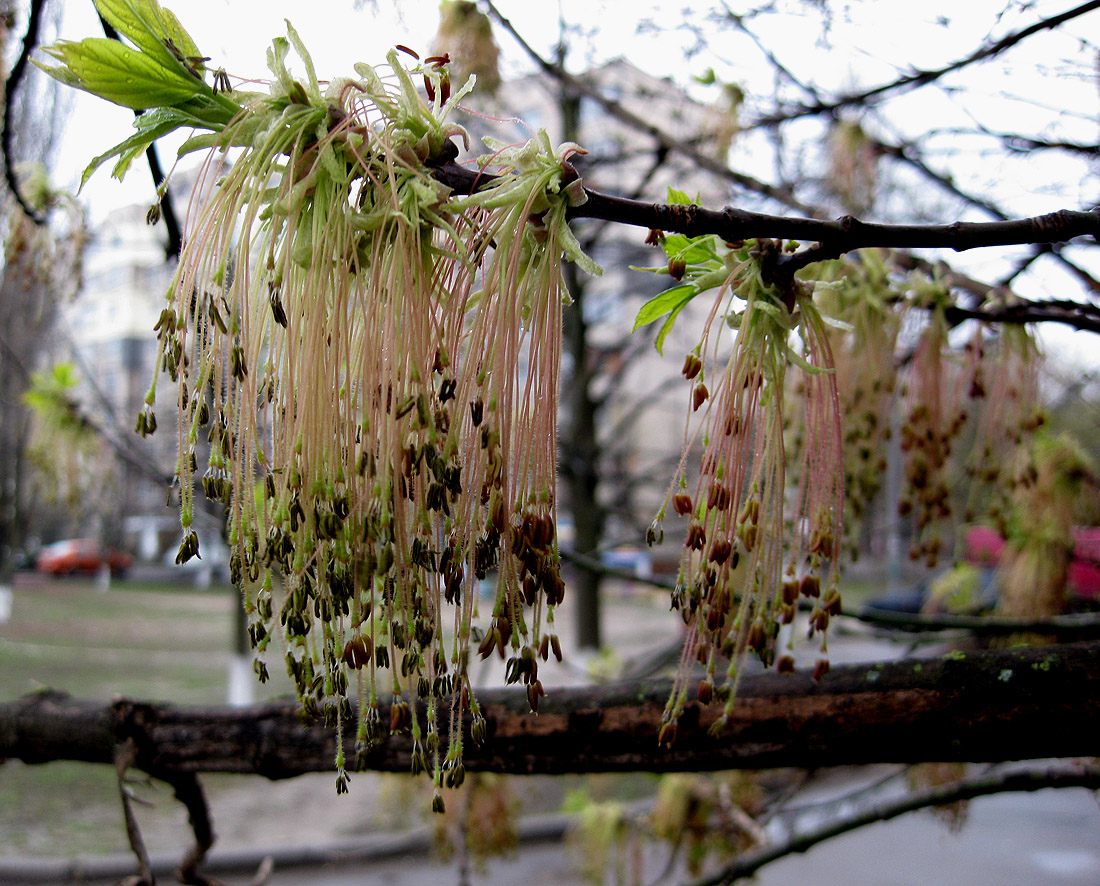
[[40, 0, 598, 804], [635, 217, 843, 742], [43, 0, 1060, 801], [811, 249, 902, 557]]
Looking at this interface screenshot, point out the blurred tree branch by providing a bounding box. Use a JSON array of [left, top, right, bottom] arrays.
[[687, 761, 1100, 886]]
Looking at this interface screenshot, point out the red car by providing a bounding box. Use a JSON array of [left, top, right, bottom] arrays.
[[35, 539, 133, 578]]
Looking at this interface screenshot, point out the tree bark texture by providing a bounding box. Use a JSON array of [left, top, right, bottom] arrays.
[[3, 642, 1098, 780]]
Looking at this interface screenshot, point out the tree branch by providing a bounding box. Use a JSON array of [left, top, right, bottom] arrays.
[[745, 0, 1100, 128], [4, 642, 1100, 779], [433, 160, 1100, 256], [942, 298, 1100, 336], [481, 0, 815, 214], [2, 0, 48, 223], [688, 761, 1100, 886]]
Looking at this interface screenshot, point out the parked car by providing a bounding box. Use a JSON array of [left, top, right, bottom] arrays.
[[863, 526, 1100, 615], [35, 539, 133, 578]]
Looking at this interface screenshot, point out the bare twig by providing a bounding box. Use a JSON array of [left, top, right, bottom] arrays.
[[115, 738, 155, 886], [162, 771, 221, 886], [745, 1, 1100, 129], [565, 547, 1100, 637], [684, 761, 1100, 886], [2, 0, 48, 223], [481, 0, 814, 214]]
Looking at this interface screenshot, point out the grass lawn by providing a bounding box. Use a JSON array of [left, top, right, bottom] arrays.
[[0, 574, 295, 703], [0, 574, 300, 859]]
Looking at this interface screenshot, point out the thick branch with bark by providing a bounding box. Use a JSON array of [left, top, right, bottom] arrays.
[[434, 158, 1100, 329], [3, 642, 1100, 779], [432, 161, 1100, 254]]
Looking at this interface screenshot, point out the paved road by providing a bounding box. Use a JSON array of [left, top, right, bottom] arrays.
[[23, 776, 1096, 886], [255, 786, 1100, 886]]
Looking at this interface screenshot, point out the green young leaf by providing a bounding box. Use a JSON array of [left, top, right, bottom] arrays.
[[666, 187, 697, 206], [156, 6, 204, 64], [655, 301, 692, 355], [557, 210, 603, 277], [95, 0, 202, 74], [633, 283, 699, 353], [633, 283, 697, 331], [78, 107, 212, 187], [37, 38, 200, 109], [81, 121, 174, 188], [662, 232, 721, 264]]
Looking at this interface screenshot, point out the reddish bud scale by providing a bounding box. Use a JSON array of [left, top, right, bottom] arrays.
[[389, 700, 411, 733], [681, 353, 703, 380], [673, 493, 693, 516], [527, 680, 545, 712], [658, 721, 678, 747], [777, 654, 796, 674], [708, 538, 732, 565], [748, 621, 766, 653], [693, 383, 709, 412], [341, 635, 373, 669]]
